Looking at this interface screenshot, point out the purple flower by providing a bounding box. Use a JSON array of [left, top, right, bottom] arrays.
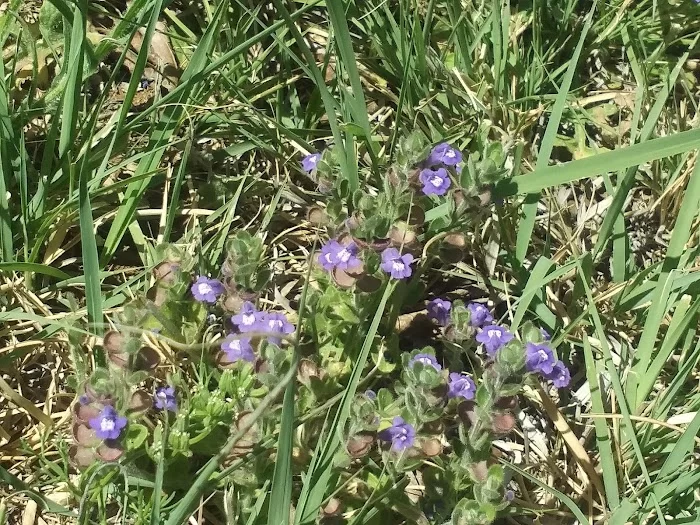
[[191, 276, 225, 304], [154, 386, 177, 412], [318, 240, 361, 271], [302, 152, 322, 172], [525, 342, 556, 375], [544, 361, 571, 388], [78, 395, 90, 405], [419, 168, 451, 196], [540, 328, 551, 341], [221, 336, 255, 362], [88, 405, 128, 440], [467, 302, 493, 327], [475, 325, 514, 356], [447, 373, 476, 400], [380, 248, 414, 279], [505, 490, 515, 502], [364, 389, 377, 400], [427, 298, 451, 326], [231, 301, 262, 333], [428, 142, 462, 167], [409, 353, 442, 372], [378, 416, 415, 451], [258, 312, 295, 345]]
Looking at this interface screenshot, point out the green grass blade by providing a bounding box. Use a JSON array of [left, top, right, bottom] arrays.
[[583, 337, 620, 509], [495, 127, 700, 197], [267, 377, 296, 525], [515, 1, 596, 263], [0, 47, 15, 261], [0, 263, 71, 281]]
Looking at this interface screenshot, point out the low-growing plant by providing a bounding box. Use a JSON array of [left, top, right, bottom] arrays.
[[59, 137, 575, 525]]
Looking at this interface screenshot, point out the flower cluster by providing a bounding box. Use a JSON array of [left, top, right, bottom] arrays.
[[317, 239, 415, 281], [418, 142, 462, 196]]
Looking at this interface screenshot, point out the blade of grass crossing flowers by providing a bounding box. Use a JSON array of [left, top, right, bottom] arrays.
[[0, 55, 14, 261], [267, 377, 296, 525], [576, 260, 668, 525], [582, 337, 620, 510], [295, 283, 396, 524], [515, 1, 596, 264], [509, 256, 553, 331], [101, 0, 227, 265]]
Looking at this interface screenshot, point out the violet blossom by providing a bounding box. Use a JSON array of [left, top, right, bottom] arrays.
[[427, 298, 451, 326], [231, 301, 263, 333], [154, 386, 177, 412], [319, 240, 361, 272], [419, 168, 451, 196], [88, 405, 128, 440], [191, 276, 225, 304], [380, 247, 414, 279], [428, 142, 462, 167], [447, 373, 476, 400], [525, 342, 556, 375], [467, 302, 493, 327], [475, 325, 514, 356], [259, 312, 295, 345], [301, 152, 322, 173], [409, 353, 442, 372], [378, 416, 416, 451], [544, 361, 571, 388], [221, 336, 255, 363]]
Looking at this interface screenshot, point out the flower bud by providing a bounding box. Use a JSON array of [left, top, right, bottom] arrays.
[[307, 206, 328, 225], [440, 232, 467, 263], [96, 442, 124, 462], [128, 390, 152, 415], [69, 445, 96, 469], [491, 412, 517, 435], [322, 497, 342, 517], [420, 438, 443, 457], [346, 433, 375, 458]]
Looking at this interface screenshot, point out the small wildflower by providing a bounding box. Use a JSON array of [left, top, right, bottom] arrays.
[[419, 168, 451, 196], [301, 152, 322, 173], [231, 301, 262, 333], [475, 325, 514, 356], [364, 389, 377, 400], [221, 337, 255, 363], [409, 353, 442, 372], [88, 406, 128, 440], [505, 490, 515, 502], [318, 240, 361, 271], [427, 298, 452, 326], [447, 373, 476, 400], [191, 276, 225, 304], [467, 302, 493, 327], [380, 247, 414, 279], [540, 328, 551, 341], [78, 395, 90, 405], [428, 142, 462, 167], [378, 416, 416, 451], [544, 361, 571, 388], [525, 342, 556, 375], [259, 312, 295, 345], [154, 386, 178, 412]]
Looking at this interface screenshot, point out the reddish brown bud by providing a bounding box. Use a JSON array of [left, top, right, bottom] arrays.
[[72, 402, 100, 425], [457, 400, 477, 427], [307, 206, 329, 225], [494, 396, 518, 411], [420, 438, 443, 457], [491, 412, 517, 434], [128, 390, 153, 415], [469, 460, 489, 482], [346, 433, 375, 458], [69, 445, 96, 469], [96, 442, 124, 462], [134, 347, 160, 371], [72, 423, 99, 447], [322, 497, 342, 517]]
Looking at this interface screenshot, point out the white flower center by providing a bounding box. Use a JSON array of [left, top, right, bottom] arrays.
[[269, 319, 283, 330], [198, 283, 212, 295], [337, 248, 351, 262], [537, 349, 548, 360], [445, 150, 455, 158], [228, 340, 242, 351], [392, 261, 405, 272], [101, 419, 115, 432], [323, 253, 333, 263], [309, 156, 318, 165], [416, 357, 432, 365], [242, 314, 255, 326], [430, 176, 443, 187], [487, 329, 500, 338]]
